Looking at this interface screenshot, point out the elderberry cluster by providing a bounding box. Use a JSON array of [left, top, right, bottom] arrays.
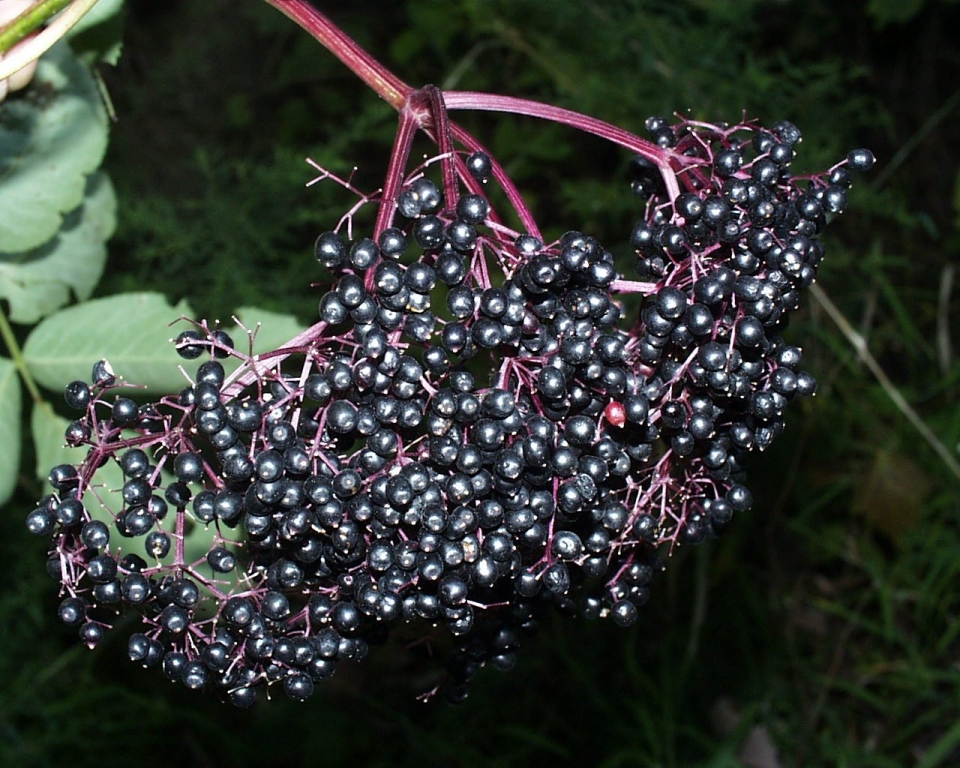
[[27, 118, 872, 706], [624, 117, 874, 508]]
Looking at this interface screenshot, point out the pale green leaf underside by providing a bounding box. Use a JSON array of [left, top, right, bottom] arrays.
[[68, 0, 125, 67], [67, 0, 125, 38], [31, 401, 82, 489]]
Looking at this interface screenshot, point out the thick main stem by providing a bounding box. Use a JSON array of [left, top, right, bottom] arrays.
[[371, 106, 419, 239], [422, 86, 459, 210], [264, 1, 681, 207]]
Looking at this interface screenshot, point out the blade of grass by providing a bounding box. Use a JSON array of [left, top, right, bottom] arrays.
[[811, 283, 960, 481], [873, 270, 935, 358], [917, 717, 960, 768], [937, 264, 954, 377], [873, 88, 960, 190]]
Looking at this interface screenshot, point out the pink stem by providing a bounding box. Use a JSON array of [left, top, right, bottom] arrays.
[[422, 86, 460, 209], [610, 278, 660, 295], [264, 1, 674, 230], [448, 124, 541, 240], [442, 91, 682, 201], [372, 106, 419, 240]]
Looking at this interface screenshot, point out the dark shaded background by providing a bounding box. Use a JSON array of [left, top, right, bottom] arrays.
[[2, 1, 959, 766]]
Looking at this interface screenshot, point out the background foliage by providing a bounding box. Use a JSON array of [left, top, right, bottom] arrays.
[[1, 0, 959, 766]]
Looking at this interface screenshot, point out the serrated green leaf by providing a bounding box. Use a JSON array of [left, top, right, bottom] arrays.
[[0, 42, 109, 253], [23, 292, 195, 394], [0, 357, 22, 507], [0, 172, 116, 323]]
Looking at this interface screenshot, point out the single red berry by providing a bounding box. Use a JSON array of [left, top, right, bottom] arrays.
[[604, 401, 626, 428]]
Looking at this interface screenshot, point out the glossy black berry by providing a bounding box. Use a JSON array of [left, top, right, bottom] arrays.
[[283, 673, 315, 702], [175, 331, 205, 360], [111, 397, 139, 426], [80, 520, 110, 549], [465, 151, 492, 181], [64, 380, 91, 410], [58, 596, 87, 625], [208, 330, 233, 359], [713, 148, 742, 177], [846, 148, 875, 171], [207, 547, 237, 573], [173, 452, 204, 483], [315, 231, 346, 269], [456, 194, 489, 225], [79, 622, 104, 647], [145, 530, 171, 559]]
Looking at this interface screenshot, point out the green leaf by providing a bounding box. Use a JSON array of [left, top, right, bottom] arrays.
[[0, 172, 116, 324], [230, 306, 308, 355], [0, 41, 109, 253], [67, 0, 125, 67], [31, 401, 125, 515], [31, 400, 80, 489], [0, 357, 22, 507], [23, 292, 195, 394], [211, 307, 308, 380], [68, 0, 125, 38]]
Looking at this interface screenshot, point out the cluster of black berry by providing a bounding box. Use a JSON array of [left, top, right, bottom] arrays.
[[27, 119, 872, 705], [623, 117, 874, 542]]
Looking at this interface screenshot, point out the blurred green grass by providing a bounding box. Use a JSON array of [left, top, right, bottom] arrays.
[[3, 0, 960, 766]]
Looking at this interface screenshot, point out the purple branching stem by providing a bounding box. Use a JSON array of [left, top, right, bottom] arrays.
[[372, 107, 419, 240], [174, 502, 186, 569], [441, 91, 682, 201], [609, 278, 659, 296], [448, 124, 541, 239], [220, 322, 330, 399], [266, 1, 679, 240], [266, 1, 543, 237], [422, 86, 460, 209]]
